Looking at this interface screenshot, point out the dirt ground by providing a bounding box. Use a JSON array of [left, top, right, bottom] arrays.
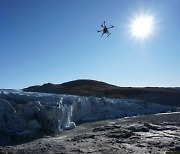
[[0, 112, 180, 154]]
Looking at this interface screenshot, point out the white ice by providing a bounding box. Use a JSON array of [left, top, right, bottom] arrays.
[[0, 89, 176, 135]]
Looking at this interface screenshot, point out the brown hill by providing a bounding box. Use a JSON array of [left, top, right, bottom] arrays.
[[23, 79, 180, 107]]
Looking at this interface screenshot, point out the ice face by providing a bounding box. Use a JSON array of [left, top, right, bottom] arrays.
[[0, 89, 175, 135]]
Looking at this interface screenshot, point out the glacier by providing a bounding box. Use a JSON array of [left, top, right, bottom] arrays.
[[0, 89, 177, 136]]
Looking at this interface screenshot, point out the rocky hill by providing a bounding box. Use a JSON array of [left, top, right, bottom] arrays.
[[23, 79, 180, 107]]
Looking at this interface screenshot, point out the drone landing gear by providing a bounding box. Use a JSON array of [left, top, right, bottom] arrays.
[[107, 33, 111, 37]]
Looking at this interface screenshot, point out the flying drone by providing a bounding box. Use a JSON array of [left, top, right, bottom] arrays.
[[97, 21, 114, 37]]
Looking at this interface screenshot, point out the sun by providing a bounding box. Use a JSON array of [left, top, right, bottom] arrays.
[[130, 15, 154, 39]]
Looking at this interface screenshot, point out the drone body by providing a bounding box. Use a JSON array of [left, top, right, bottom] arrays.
[[97, 21, 114, 37]]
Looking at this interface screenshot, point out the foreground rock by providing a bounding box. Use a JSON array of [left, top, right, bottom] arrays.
[[0, 112, 179, 154]]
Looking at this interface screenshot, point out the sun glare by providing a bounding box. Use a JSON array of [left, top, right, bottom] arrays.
[[130, 15, 154, 39]]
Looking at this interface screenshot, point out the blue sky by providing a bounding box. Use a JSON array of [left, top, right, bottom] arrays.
[[0, 0, 180, 88]]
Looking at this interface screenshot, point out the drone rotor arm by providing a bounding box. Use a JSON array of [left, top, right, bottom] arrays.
[[107, 25, 114, 29], [101, 32, 105, 37]]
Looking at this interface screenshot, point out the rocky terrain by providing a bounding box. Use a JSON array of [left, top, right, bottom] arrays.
[[0, 112, 180, 154]]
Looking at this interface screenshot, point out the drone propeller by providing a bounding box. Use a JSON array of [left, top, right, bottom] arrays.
[[107, 25, 114, 29], [103, 21, 106, 26], [101, 21, 106, 27], [97, 30, 103, 32]]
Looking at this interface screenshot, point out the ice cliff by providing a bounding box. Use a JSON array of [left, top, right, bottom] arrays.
[[0, 90, 176, 136]]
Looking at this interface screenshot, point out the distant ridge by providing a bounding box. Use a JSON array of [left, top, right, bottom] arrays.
[[24, 79, 121, 97], [23, 79, 180, 107]]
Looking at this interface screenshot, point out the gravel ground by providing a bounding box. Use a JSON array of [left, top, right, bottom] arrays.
[[0, 112, 180, 154]]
